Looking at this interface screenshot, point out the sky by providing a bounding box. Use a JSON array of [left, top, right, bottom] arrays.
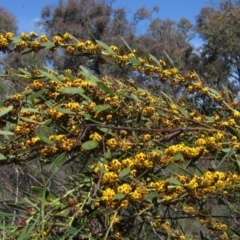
[[0, 0, 216, 47]]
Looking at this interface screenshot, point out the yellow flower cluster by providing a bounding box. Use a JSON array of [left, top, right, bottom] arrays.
[[164, 143, 204, 159], [102, 172, 119, 184], [49, 134, 76, 151], [200, 218, 228, 231], [106, 138, 118, 149], [101, 188, 115, 203], [130, 186, 148, 202], [89, 132, 102, 142], [117, 183, 132, 194], [0, 33, 11, 51], [195, 133, 224, 149]]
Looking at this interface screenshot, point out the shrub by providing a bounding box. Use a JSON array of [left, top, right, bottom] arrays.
[[0, 32, 240, 239]]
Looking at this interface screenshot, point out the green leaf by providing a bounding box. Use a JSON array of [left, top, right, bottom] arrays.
[[96, 40, 115, 54], [132, 131, 139, 144], [21, 48, 34, 55], [60, 70, 76, 80], [164, 51, 175, 67], [218, 149, 236, 171], [225, 125, 240, 139], [58, 87, 84, 94], [176, 164, 194, 177], [81, 140, 98, 150], [22, 107, 39, 113], [97, 81, 115, 96], [204, 116, 215, 122], [114, 193, 126, 200], [39, 69, 62, 84], [136, 111, 142, 123], [209, 88, 221, 97], [0, 130, 14, 135], [10, 37, 22, 43], [173, 153, 183, 161], [230, 227, 240, 237], [49, 152, 67, 171], [93, 104, 110, 112], [18, 68, 31, 76], [0, 106, 13, 117], [29, 89, 48, 102], [40, 42, 55, 48], [161, 91, 173, 104], [127, 57, 142, 65], [144, 191, 158, 203], [80, 66, 98, 86], [6, 203, 28, 211], [31, 186, 46, 201], [120, 37, 132, 52], [148, 53, 160, 66], [0, 154, 7, 160], [177, 105, 188, 118], [20, 117, 40, 124], [36, 133, 53, 144], [42, 119, 52, 126], [167, 178, 182, 185], [157, 109, 167, 117], [130, 93, 140, 101], [56, 107, 76, 114], [119, 167, 131, 178], [222, 85, 230, 101], [104, 150, 112, 159]]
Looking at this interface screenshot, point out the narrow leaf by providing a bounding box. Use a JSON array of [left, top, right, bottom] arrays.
[[0, 106, 13, 117], [40, 42, 55, 48], [0, 154, 7, 160], [31, 186, 46, 201], [167, 178, 182, 185], [49, 152, 67, 171], [58, 87, 84, 94], [173, 153, 183, 161], [56, 107, 76, 114], [81, 140, 98, 150], [119, 167, 131, 178], [96, 40, 115, 54], [177, 105, 188, 118], [29, 89, 48, 101], [93, 104, 110, 112], [120, 37, 132, 52], [0, 130, 14, 135], [97, 81, 115, 95], [144, 191, 158, 202], [36, 133, 53, 144], [80, 66, 97, 86], [39, 69, 62, 84], [114, 193, 125, 200]]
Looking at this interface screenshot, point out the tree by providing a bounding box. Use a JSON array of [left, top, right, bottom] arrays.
[[0, 6, 17, 33], [37, 0, 196, 84], [196, 0, 240, 91]]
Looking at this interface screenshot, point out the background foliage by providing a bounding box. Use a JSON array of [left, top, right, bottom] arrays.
[[1, 0, 240, 239]]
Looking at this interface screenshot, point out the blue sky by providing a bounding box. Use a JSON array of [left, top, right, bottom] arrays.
[[0, 0, 212, 47]]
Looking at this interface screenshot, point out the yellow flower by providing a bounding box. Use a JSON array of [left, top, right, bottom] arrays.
[[101, 188, 115, 202], [142, 134, 151, 142], [117, 183, 132, 195], [89, 132, 102, 142], [20, 32, 29, 40], [5, 32, 14, 39], [102, 172, 119, 184], [39, 35, 49, 42], [106, 138, 118, 149], [53, 35, 63, 45], [120, 199, 129, 209]]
